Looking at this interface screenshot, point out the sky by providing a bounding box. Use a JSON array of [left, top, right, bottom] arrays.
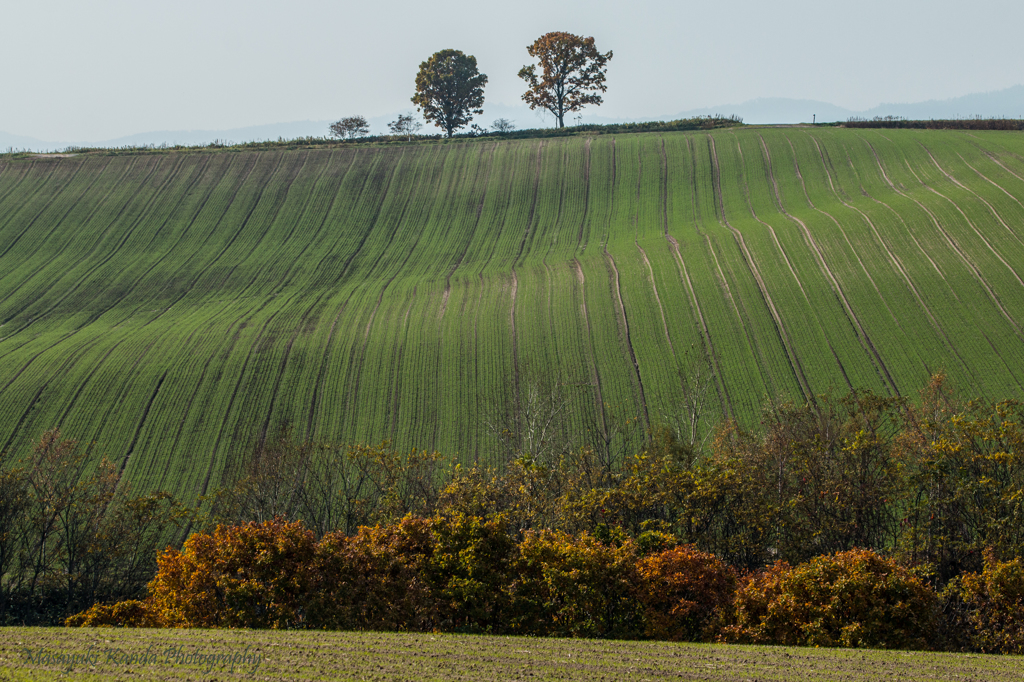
[[2, 0, 1023, 142]]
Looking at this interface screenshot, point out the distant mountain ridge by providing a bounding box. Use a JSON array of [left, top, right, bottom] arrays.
[[3, 86, 1022, 151]]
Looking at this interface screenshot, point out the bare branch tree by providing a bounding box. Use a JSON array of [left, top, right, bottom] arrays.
[[329, 115, 370, 140]]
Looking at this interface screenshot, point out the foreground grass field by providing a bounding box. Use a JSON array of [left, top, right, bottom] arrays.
[[2, 128, 1024, 498], [1, 627, 1021, 681]]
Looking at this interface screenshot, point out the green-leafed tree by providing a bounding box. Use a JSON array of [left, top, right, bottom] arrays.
[[518, 32, 612, 128], [412, 49, 487, 138]]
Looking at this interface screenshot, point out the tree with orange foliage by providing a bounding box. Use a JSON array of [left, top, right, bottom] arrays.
[[518, 32, 612, 128]]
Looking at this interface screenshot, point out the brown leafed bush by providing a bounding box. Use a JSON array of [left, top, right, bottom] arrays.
[[942, 550, 1024, 654], [637, 545, 736, 641], [721, 549, 939, 649]]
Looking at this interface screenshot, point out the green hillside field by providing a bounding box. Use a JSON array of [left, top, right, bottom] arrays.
[[2, 127, 1024, 499]]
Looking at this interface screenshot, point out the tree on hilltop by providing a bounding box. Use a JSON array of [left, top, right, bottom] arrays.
[[329, 116, 370, 140], [412, 49, 487, 138], [388, 114, 423, 141], [518, 32, 612, 128]]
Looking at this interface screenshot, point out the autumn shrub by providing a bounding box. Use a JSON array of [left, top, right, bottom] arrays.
[[508, 529, 644, 638], [941, 551, 1024, 654], [309, 515, 438, 631], [721, 549, 939, 649], [148, 518, 316, 628], [65, 599, 162, 628], [428, 514, 516, 632], [637, 545, 736, 641]]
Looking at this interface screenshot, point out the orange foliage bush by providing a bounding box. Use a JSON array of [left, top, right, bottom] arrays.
[[148, 518, 316, 628], [721, 549, 938, 649], [637, 545, 736, 641]]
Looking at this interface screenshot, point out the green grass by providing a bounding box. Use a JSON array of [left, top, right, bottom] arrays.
[[2, 128, 1024, 499], [2, 627, 1022, 681]]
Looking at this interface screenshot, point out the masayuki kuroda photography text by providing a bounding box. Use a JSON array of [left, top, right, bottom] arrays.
[[23, 644, 263, 675]]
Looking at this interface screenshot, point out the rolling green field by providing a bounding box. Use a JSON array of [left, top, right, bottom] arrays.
[[2, 128, 1024, 498], [3, 627, 1023, 681]]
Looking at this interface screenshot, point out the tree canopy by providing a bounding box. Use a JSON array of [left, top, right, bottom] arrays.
[[411, 49, 487, 138], [518, 32, 612, 128]]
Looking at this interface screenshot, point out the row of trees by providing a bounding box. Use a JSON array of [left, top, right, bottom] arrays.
[[5, 372, 1024, 641], [330, 31, 613, 141]]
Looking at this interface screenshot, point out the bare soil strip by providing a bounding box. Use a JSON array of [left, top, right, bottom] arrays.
[[4, 627, 1023, 682]]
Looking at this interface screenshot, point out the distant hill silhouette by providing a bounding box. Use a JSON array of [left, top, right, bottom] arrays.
[[3, 86, 1022, 151]]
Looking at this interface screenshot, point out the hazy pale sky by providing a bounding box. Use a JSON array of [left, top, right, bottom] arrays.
[[3, 0, 1022, 141]]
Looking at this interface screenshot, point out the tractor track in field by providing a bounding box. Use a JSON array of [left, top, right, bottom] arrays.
[[441, 143, 495, 319], [679, 136, 732, 416], [575, 138, 592, 251], [238, 152, 348, 445], [15, 154, 187, 331], [196, 153, 322, 495], [923, 146, 1024, 253], [0, 155, 154, 339], [306, 149, 407, 436], [859, 135, 1024, 339], [508, 141, 545, 402], [732, 136, 851, 393], [848, 152, 1017, 389], [345, 147, 451, 439], [133, 152, 266, 318], [0, 332, 112, 453], [573, 258, 607, 440], [605, 137, 650, 429], [709, 135, 813, 400], [781, 134, 899, 394], [605, 248, 650, 427], [760, 134, 897, 395], [806, 134, 974, 377], [0, 158, 93, 263], [956, 152, 1024, 219], [636, 243, 673, 353], [119, 370, 168, 476], [0, 159, 38, 210], [0, 158, 109, 333]]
